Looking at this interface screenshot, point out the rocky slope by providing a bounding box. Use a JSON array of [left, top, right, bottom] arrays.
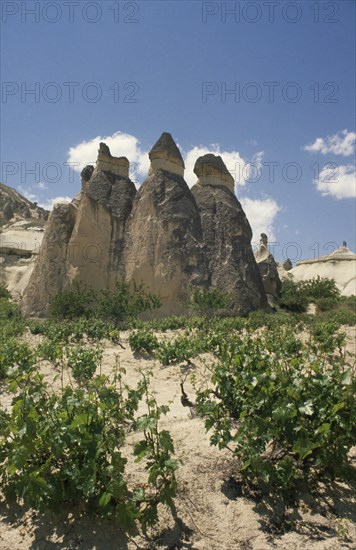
[[0, 183, 49, 297]]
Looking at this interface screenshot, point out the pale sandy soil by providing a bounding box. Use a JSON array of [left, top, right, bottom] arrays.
[[0, 327, 355, 550]]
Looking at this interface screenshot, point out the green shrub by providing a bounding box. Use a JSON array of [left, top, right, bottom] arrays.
[[67, 346, 102, 384], [0, 368, 177, 531], [0, 285, 11, 299], [280, 275, 342, 314], [50, 281, 161, 323], [315, 296, 340, 312], [0, 298, 20, 320], [279, 276, 309, 313], [191, 288, 233, 318], [129, 330, 159, 355], [0, 339, 36, 379], [50, 282, 96, 319], [196, 333, 356, 488], [304, 276, 340, 301]]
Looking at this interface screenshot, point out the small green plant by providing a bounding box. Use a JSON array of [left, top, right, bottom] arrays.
[[67, 346, 103, 384], [0, 339, 36, 379], [310, 321, 345, 356], [335, 518, 350, 541], [155, 334, 200, 366], [129, 330, 159, 355], [133, 374, 177, 529]]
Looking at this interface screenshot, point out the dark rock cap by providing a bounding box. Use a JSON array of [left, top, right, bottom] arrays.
[[99, 142, 111, 157], [194, 154, 234, 193], [81, 165, 94, 183], [148, 132, 185, 177], [149, 132, 184, 164], [96, 142, 129, 178], [283, 258, 293, 271]]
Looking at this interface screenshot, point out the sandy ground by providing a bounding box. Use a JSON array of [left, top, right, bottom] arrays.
[[0, 328, 355, 550]]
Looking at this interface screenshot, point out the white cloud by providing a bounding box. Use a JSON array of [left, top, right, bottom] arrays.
[[304, 129, 356, 157], [240, 197, 281, 242], [67, 131, 150, 183], [315, 164, 356, 199], [33, 182, 48, 190], [38, 196, 72, 210]]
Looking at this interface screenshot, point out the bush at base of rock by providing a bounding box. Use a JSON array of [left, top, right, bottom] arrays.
[[50, 280, 161, 323]]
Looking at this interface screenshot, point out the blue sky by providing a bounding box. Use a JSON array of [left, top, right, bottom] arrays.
[[1, 0, 355, 263]]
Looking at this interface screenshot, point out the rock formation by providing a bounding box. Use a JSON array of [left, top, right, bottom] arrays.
[[283, 258, 293, 271], [0, 182, 48, 225], [191, 154, 267, 315], [22, 144, 136, 316], [254, 233, 281, 306], [124, 133, 208, 316], [21, 132, 269, 317]]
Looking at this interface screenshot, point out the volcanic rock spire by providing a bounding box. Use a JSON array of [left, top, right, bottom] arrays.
[[191, 154, 267, 315], [148, 132, 185, 177]]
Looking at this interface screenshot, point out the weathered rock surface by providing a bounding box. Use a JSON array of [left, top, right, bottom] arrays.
[[22, 144, 136, 316], [191, 154, 267, 315], [2, 202, 14, 220], [255, 233, 282, 306], [21, 202, 77, 316], [124, 134, 208, 316]]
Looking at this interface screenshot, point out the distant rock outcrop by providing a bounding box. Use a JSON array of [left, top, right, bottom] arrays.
[[21, 132, 269, 317], [0, 182, 48, 226], [283, 258, 293, 271], [191, 154, 267, 315], [254, 233, 281, 306], [289, 245, 356, 297], [2, 202, 14, 221], [0, 182, 49, 297]]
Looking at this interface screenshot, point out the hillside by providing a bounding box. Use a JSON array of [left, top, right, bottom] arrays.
[[0, 182, 48, 227], [0, 183, 49, 297]]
